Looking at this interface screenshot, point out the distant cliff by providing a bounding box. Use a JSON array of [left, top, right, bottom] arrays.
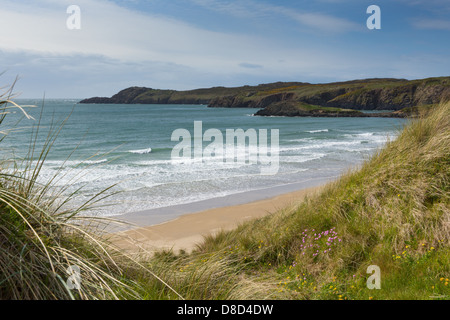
[[79, 77, 450, 117], [208, 77, 450, 112], [79, 82, 306, 105]]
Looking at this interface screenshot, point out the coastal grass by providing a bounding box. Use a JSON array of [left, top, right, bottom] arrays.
[[128, 101, 449, 300], [0, 89, 147, 300]]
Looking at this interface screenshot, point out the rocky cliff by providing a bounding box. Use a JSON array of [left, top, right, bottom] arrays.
[[208, 77, 450, 112], [79, 77, 450, 117]]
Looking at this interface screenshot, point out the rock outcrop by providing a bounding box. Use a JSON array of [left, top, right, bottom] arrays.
[[254, 101, 406, 118], [79, 77, 450, 117]]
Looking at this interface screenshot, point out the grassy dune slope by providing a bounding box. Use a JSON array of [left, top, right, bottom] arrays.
[[129, 102, 449, 300]]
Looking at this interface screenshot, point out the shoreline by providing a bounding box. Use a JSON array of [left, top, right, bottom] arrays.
[[110, 176, 335, 231], [110, 183, 325, 254]]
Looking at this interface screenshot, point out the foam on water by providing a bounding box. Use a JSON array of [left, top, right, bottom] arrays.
[[307, 129, 329, 133], [128, 148, 152, 154], [4, 100, 405, 217]]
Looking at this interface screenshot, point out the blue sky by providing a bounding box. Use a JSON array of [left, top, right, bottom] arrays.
[[1, 0, 449, 98]]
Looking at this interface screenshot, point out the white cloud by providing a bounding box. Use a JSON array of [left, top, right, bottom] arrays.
[[0, 0, 268, 69], [189, 0, 360, 33], [0, 0, 358, 79], [275, 8, 360, 32], [413, 19, 450, 31], [1, 0, 448, 98]]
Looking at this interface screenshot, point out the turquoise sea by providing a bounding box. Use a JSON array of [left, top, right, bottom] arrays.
[[1, 100, 406, 220]]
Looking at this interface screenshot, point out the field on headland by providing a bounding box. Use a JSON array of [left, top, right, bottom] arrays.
[[0, 90, 448, 300]]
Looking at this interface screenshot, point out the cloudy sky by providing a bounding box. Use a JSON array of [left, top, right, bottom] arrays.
[[1, 0, 449, 98]]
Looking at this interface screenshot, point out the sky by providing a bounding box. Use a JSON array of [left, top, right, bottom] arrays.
[[0, 0, 449, 98]]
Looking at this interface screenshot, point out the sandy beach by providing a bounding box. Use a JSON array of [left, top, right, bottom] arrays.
[[110, 185, 322, 254]]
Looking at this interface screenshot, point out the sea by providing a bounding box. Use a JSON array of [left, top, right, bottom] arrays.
[[1, 99, 407, 223]]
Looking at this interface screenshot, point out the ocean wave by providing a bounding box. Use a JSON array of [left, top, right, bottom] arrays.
[[307, 129, 329, 133], [43, 159, 108, 167], [82, 159, 109, 165], [281, 153, 326, 163], [281, 140, 362, 152], [344, 132, 376, 138], [129, 148, 152, 154], [288, 137, 314, 143]]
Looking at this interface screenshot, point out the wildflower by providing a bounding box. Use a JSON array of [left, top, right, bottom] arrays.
[[369, 297, 373, 300]]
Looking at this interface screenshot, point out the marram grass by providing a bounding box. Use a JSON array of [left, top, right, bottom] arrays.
[[0, 87, 180, 300]]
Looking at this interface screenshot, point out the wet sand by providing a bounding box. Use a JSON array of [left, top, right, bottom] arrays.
[[110, 185, 323, 254]]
